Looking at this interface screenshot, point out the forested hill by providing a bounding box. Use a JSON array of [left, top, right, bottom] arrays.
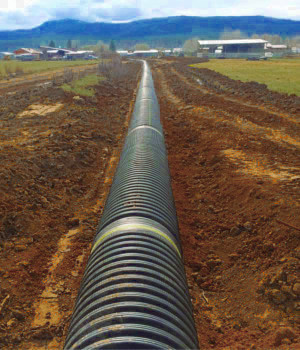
[[1, 16, 299, 51]]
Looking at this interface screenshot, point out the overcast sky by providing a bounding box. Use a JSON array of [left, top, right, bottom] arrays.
[[0, 0, 299, 30]]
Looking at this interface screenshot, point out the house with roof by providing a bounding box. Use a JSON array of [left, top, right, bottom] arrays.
[[197, 39, 269, 58], [0, 52, 15, 60], [265, 44, 289, 56], [14, 48, 42, 60]]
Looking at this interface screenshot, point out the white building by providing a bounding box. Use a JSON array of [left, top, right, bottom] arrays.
[[117, 50, 130, 57], [0, 52, 15, 60]]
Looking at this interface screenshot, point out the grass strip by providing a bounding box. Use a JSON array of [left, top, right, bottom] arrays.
[[0, 60, 98, 78], [61, 74, 104, 96]]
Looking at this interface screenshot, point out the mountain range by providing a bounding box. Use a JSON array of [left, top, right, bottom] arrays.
[[0, 16, 299, 51]]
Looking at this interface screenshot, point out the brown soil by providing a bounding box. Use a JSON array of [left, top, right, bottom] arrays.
[[0, 62, 140, 349], [151, 59, 299, 349], [0, 57, 299, 350]]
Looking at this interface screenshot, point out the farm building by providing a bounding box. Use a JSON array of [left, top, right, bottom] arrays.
[[0, 52, 15, 60], [197, 39, 268, 58], [64, 51, 94, 60], [265, 44, 289, 56], [162, 49, 172, 56], [132, 50, 159, 57], [14, 48, 42, 59], [117, 50, 130, 57], [40, 46, 72, 60], [39, 46, 95, 60], [266, 44, 288, 51], [292, 47, 300, 54], [16, 54, 36, 61], [173, 48, 184, 56], [117, 50, 159, 58], [40, 46, 68, 59]]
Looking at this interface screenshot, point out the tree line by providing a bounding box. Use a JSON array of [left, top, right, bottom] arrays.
[[47, 29, 300, 56]]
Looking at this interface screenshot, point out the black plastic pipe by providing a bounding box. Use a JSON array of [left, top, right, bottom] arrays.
[[64, 61, 199, 349]]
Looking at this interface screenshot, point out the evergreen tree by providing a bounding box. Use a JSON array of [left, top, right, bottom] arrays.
[[49, 40, 56, 48], [109, 40, 116, 52]]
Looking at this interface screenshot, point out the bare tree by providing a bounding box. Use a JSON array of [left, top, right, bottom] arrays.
[[220, 29, 248, 40], [135, 43, 150, 51], [183, 39, 198, 56]]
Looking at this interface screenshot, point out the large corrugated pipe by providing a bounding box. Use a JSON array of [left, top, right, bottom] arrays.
[[64, 61, 199, 349]]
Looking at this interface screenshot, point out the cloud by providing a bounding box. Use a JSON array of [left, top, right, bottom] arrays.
[[0, 0, 143, 29], [0, 0, 299, 30]]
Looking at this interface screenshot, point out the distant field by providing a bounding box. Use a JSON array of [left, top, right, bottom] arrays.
[[0, 60, 98, 78], [192, 58, 300, 96]]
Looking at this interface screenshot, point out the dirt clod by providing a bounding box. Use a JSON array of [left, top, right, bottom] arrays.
[[273, 327, 297, 346]]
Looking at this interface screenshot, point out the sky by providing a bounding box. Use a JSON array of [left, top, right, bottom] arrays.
[[0, 0, 299, 30]]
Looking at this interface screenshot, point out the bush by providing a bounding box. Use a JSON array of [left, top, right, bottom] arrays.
[[97, 56, 130, 80], [62, 68, 74, 83]]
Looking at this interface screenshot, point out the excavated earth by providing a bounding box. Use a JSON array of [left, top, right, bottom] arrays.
[[151, 58, 300, 349], [0, 62, 140, 349], [0, 57, 299, 349]]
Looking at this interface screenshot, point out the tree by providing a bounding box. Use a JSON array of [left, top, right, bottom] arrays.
[[183, 39, 198, 56], [67, 39, 72, 49], [49, 40, 56, 48], [220, 29, 248, 40], [97, 41, 109, 53], [109, 40, 116, 52], [71, 40, 80, 49], [80, 42, 110, 57], [135, 43, 150, 51]]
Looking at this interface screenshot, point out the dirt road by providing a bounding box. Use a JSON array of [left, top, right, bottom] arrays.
[[0, 63, 98, 94], [0, 58, 299, 349]]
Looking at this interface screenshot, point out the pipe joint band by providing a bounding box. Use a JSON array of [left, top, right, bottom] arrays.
[[127, 125, 163, 137], [92, 222, 181, 257]]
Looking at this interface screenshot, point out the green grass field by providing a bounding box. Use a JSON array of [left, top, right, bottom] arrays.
[[192, 58, 300, 96], [61, 74, 104, 96], [0, 60, 98, 78]]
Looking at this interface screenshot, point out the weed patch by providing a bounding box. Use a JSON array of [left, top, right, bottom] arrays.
[[61, 74, 103, 96]]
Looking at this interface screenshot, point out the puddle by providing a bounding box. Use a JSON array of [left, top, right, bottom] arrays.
[[18, 103, 64, 118], [222, 148, 300, 181]]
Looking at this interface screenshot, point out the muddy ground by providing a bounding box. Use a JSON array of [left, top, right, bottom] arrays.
[[0, 58, 299, 349]]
